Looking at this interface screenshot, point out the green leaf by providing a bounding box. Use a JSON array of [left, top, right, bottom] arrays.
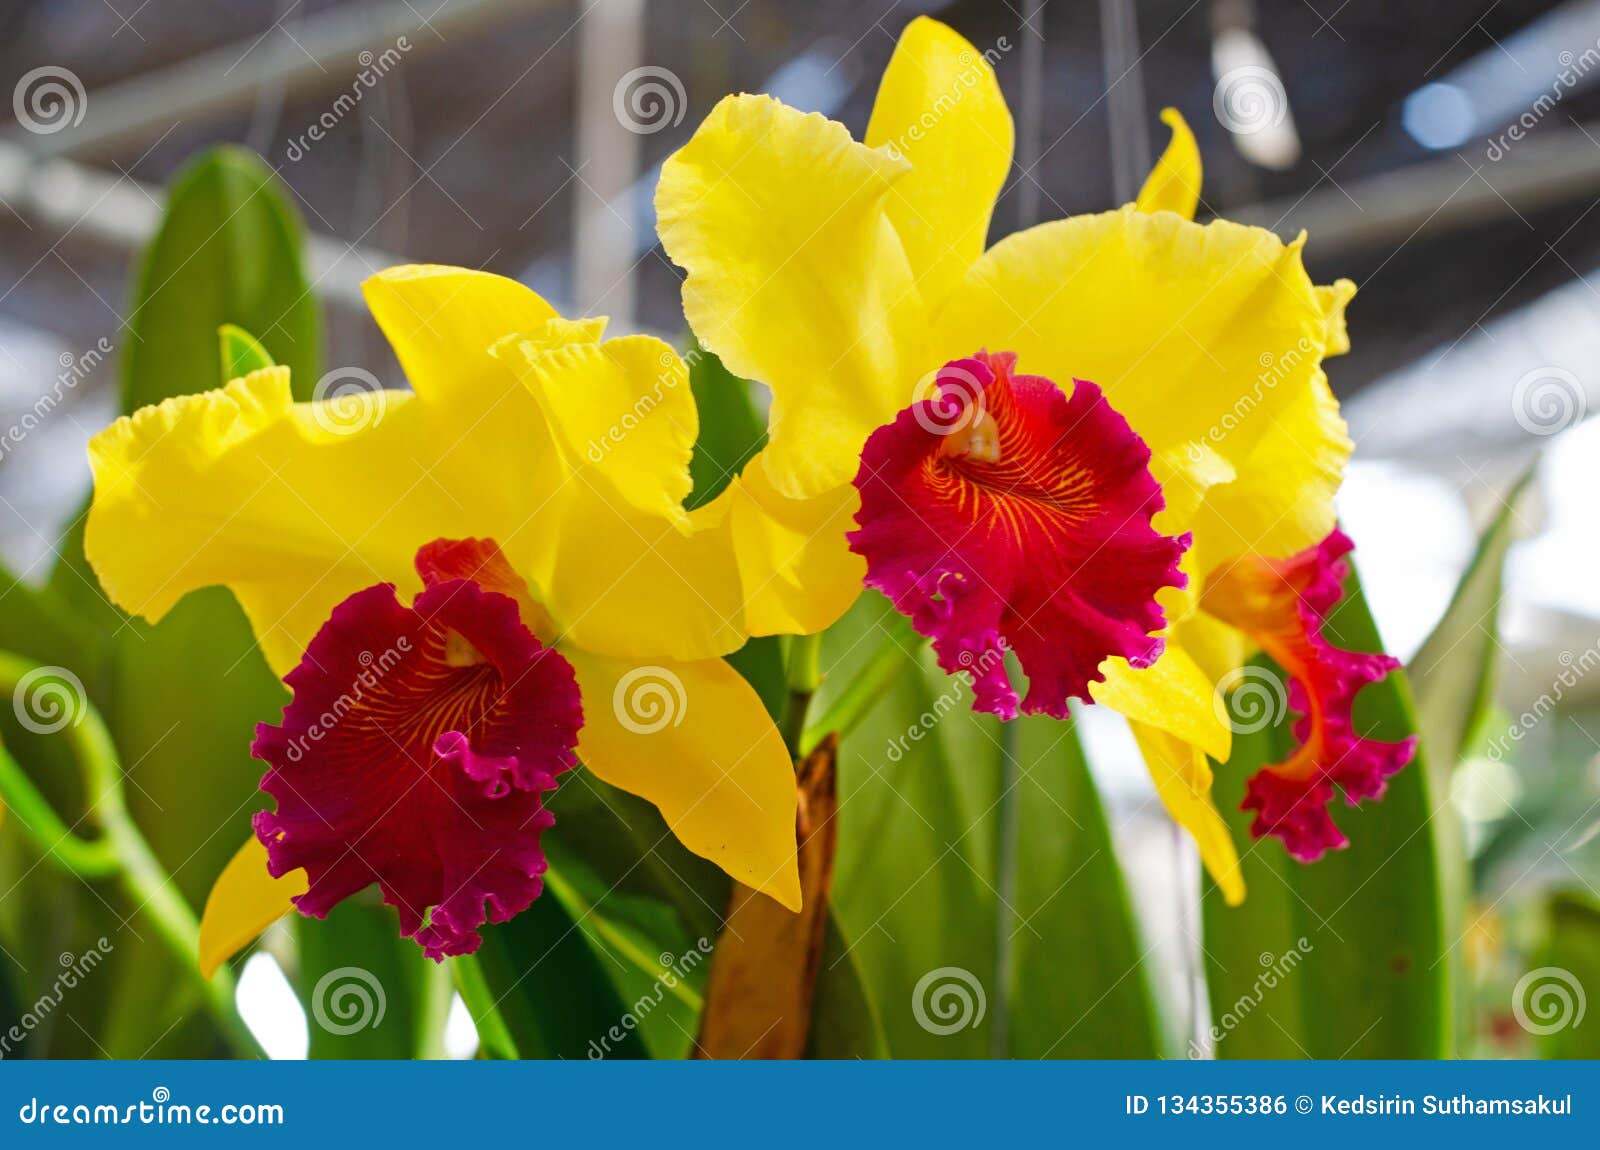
[[543, 840, 708, 1058], [806, 914, 891, 1057], [1410, 464, 1536, 774], [817, 592, 1165, 1057], [684, 340, 765, 510], [1407, 465, 1533, 1049], [123, 147, 320, 410], [726, 634, 787, 727], [546, 769, 729, 944], [1202, 566, 1451, 1058], [219, 323, 276, 381], [467, 883, 651, 1060]]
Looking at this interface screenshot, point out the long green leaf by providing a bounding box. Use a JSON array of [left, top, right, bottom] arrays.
[[818, 592, 1165, 1057], [123, 148, 320, 409], [1202, 566, 1450, 1058], [1407, 465, 1534, 1050]]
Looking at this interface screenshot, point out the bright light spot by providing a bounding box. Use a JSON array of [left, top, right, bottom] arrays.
[[1338, 461, 1473, 661], [236, 952, 308, 1060], [1454, 755, 1523, 823], [1403, 82, 1475, 149], [444, 993, 479, 1060], [1511, 419, 1600, 620]]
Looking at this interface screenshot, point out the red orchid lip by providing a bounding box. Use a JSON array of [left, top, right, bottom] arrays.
[[252, 539, 581, 960], [847, 350, 1189, 719]]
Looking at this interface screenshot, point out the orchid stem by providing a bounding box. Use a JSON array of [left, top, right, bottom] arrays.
[[0, 651, 263, 1060], [781, 633, 824, 758]]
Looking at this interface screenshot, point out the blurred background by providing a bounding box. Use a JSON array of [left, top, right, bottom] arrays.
[[3, 0, 1599, 1058]]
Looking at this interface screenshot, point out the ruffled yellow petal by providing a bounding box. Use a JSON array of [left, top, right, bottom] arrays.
[[712, 460, 864, 637], [1317, 278, 1357, 356], [491, 333, 695, 529], [361, 264, 561, 407], [657, 93, 927, 499], [935, 209, 1339, 544], [85, 368, 551, 676], [1134, 108, 1202, 220], [199, 836, 306, 978], [563, 648, 801, 910], [1130, 720, 1245, 905], [864, 16, 1013, 312], [1091, 640, 1231, 762], [1191, 369, 1351, 572]]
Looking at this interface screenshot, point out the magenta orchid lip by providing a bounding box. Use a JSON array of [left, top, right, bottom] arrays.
[[848, 350, 1189, 721], [252, 539, 582, 960]]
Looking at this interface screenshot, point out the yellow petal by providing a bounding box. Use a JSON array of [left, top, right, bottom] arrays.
[[85, 368, 553, 676], [564, 648, 801, 909], [1134, 108, 1202, 220], [935, 208, 1341, 560], [1091, 640, 1231, 762], [1129, 720, 1244, 906], [199, 836, 307, 978], [714, 460, 864, 637], [491, 333, 695, 529], [864, 16, 1013, 312], [1192, 369, 1351, 572], [1317, 278, 1357, 357], [361, 264, 561, 407], [657, 93, 927, 499], [1174, 608, 1250, 688]]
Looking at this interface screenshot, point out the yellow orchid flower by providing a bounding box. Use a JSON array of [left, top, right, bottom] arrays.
[[85, 265, 800, 970], [657, 17, 1410, 903]]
